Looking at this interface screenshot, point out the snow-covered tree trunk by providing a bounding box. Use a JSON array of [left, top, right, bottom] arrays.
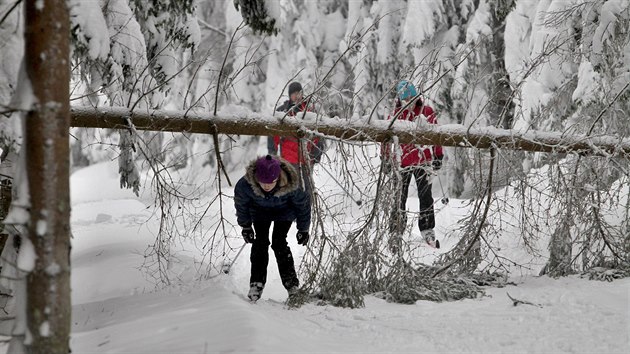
[[545, 216, 574, 276], [438, 0, 478, 198], [487, 1, 515, 129], [23, 0, 71, 351], [481, 1, 519, 197], [68, 105, 630, 157]]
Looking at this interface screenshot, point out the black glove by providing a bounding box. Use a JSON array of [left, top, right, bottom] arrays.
[[242, 226, 255, 243], [432, 157, 443, 171], [296, 230, 309, 246]]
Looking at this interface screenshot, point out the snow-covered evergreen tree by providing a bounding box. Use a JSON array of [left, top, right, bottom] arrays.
[[1, 0, 629, 318], [0, 0, 23, 153]]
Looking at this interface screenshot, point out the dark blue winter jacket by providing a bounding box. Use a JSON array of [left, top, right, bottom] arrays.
[[234, 157, 311, 231]]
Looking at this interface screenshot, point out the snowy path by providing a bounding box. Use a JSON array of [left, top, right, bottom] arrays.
[[61, 163, 630, 353], [70, 271, 629, 353]]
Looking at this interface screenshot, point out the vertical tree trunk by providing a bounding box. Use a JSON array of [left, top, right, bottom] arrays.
[[24, 0, 71, 352], [544, 218, 574, 276], [484, 1, 519, 192], [488, 1, 516, 129]]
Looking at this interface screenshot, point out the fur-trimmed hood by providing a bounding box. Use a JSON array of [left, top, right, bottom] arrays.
[[244, 156, 300, 197], [234, 156, 311, 231]]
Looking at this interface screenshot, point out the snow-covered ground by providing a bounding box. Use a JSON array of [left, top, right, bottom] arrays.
[[60, 159, 630, 353], [72, 261, 630, 353], [1, 158, 626, 353]]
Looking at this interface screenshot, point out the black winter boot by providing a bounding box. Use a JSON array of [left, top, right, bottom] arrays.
[[248, 282, 264, 301]]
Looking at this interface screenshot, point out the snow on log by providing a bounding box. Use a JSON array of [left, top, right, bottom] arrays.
[[70, 105, 630, 157]]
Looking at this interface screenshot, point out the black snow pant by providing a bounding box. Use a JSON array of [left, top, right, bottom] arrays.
[[250, 219, 299, 290], [395, 166, 435, 232]]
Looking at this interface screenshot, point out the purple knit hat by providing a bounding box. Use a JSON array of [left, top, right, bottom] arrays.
[[255, 155, 281, 183]]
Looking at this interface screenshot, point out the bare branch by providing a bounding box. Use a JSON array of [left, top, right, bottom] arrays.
[[506, 292, 542, 308], [0, 0, 21, 28]]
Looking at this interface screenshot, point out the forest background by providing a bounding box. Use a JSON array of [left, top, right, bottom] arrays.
[[0, 0, 629, 352]]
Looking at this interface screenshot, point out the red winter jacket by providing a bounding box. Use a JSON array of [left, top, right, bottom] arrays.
[[273, 100, 322, 165], [382, 100, 444, 167]]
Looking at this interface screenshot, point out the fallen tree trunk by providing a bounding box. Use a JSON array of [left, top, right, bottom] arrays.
[[70, 105, 630, 157]]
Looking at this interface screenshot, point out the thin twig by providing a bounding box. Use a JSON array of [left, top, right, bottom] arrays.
[[0, 0, 21, 28], [506, 292, 542, 307]]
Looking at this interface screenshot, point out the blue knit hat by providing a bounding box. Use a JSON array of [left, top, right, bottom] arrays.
[[255, 155, 281, 183], [397, 80, 417, 100]]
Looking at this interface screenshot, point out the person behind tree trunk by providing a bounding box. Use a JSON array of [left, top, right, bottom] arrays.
[[234, 154, 311, 301], [267, 81, 325, 193], [381, 80, 444, 249]]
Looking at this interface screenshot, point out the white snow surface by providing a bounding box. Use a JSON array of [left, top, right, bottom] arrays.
[[1, 158, 623, 353]]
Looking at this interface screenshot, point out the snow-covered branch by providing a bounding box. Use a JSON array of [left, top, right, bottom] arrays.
[[70, 105, 630, 157]]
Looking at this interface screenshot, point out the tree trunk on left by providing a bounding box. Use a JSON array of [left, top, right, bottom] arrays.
[[24, 0, 71, 352]]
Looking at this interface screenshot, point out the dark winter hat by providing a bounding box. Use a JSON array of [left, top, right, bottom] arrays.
[[255, 155, 281, 183], [288, 82, 303, 96]]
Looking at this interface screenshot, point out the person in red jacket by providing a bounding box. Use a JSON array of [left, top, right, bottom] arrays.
[[268, 82, 324, 193], [382, 80, 444, 249]]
